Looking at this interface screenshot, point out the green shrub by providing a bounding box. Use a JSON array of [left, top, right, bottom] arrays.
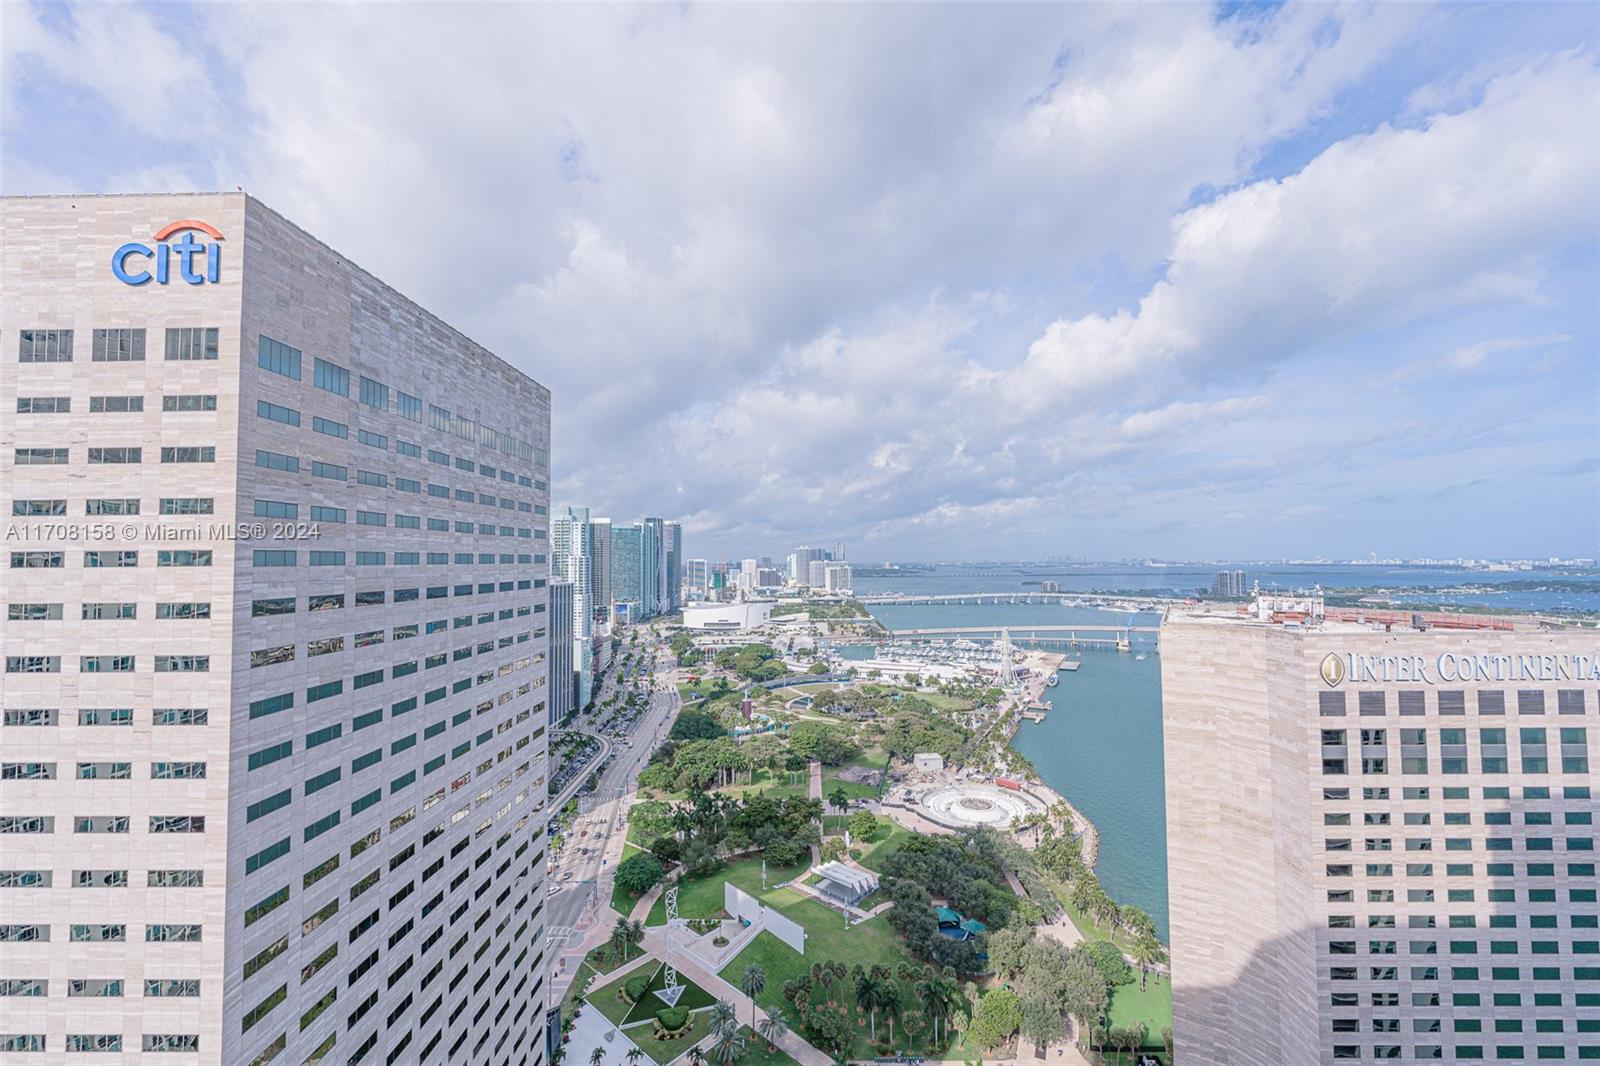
[[655, 1006, 690, 1034], [1085, 939, 1134, 986], [623, 974, 651, 1003]]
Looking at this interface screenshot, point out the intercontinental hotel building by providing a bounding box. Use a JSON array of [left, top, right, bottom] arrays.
[[1165, 597, 1600, 1065], [0, 194, 552, 1064]]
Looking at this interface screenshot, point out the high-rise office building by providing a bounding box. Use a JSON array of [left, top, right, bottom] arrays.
[[551, 506, 593, 640], [588, 518, 611, 630], [1211, 568, 1248, 598], [823, 563, 853, 593], [789, 545, 826, 585], [683, 558, 709, 600], [610, 523, 643, 618], [640, 518, 664, 618], [548, 580, 575, 725], [806, 559, 828, 588], [0, 193, 551, 1065], [664, 522, 682, 613], [1163, 603, 1599, 1065], [551, 507, 596, 710]]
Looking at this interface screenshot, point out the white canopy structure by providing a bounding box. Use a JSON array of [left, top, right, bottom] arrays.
[[813, 862, 879, 905]]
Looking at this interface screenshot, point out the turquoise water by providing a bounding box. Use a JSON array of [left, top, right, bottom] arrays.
[[861, 598, 1170, 942], [1014, 648, 1169, 942]]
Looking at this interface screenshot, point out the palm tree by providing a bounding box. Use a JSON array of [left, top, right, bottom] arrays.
[[609, 917, 630, 961], [626, 1049, 643, 1066], [709, 1024, 746, 1066], [854, 972, 886, 1042], [710, 999, 738, 1037], [687, 1046, 706, 1066], [625, 919, 646, 959], [589, 1048, 605, 1066], [756, 1012, 789, 1051], [1132, 934, 1167, 989], [827, 786, 849, 816], [740, 965, 766, 1026], [879, 981, 903, 1044]]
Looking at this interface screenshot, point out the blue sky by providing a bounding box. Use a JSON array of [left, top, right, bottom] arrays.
[[4, 2, 1596, 562]]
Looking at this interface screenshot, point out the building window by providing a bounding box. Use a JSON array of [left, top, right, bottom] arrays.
[[359, 375, 389, 410], [19, 329, 73, 362], [15, 447, 69, 465], [91, 327, 146, 361], [160, 446, 215, 463], [165, 327, 218, 361], [258, 336, 302, 379], [314, 357, 349, 396], [257, 400, 300, 427], [163, 393, 217, 411]]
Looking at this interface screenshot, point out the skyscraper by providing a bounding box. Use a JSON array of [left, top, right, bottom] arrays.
[[588, 518, 612, 629], [552, 506, 593, 640], [665, 521, 682, 613], [1163, 603, 1599, 1065], [548, 580, 575, 725], [683, 558, 709, 600], [0, 193, 551, 1065], [610, 523, 643, 617], [1211, 569, 1248, 597], [641, 517, 664, 618], [790, 545, 826, 585]]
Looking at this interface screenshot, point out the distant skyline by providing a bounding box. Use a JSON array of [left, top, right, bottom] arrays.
[[5, 3, 1595, 559]]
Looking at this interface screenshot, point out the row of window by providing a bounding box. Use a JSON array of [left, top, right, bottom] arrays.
[[1323, 785, 1593, 802], [14, 446, 215, 464], [254, 334, 544, 467], [0, 979, 199, 996], [5, 655, 209, 674], [1330, 963, 1600, 982], [0, 761, 204, 781], [1329, 1042, 1600, 1060], [1320, 689, 1591, 717], [1326, 862, 1597, 879], [10, 550, 544, 573], [17, 393, 216, 413], [1332, 989, 1600, 1006], [18, 327, 217, 363], [2, 707, 207, 727], [0, 814, 205, 833], [0, 1035, 199, 1054]]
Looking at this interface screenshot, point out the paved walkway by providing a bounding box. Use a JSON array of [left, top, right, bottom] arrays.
[[808, 759, 822, 801]]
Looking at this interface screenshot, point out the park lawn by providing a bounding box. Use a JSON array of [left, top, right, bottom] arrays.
[[715, 767, 808, 801], [1051, 885, 1139, 954], [645, 854, 812, 926], [852, 819, 913, 872], [718, 896, 951, 1057], [611, 872, 644, 917], [918, 692, 976, 712], [619, 962, 718, 1024], [1104, 975, 1172, 1041], [727, 1026, 800, 1066], [625, 1008, 712, 1066], [583, 941, 649, 978]]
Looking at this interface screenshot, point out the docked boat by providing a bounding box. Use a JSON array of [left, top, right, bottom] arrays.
[[1044, 673, 1060, 687]]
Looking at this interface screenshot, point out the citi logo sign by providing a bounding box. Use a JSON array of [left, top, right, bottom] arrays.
[[112, 220, 223, 286]]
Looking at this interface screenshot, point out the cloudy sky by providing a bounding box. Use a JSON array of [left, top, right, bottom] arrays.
[[5, 3, 1596, 563]]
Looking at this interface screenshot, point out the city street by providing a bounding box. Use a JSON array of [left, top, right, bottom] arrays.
[[545, 632, 684, 982]]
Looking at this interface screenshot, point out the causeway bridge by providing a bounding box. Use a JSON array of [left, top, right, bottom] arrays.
[[859, 591, 1160, 609], [890, 623, 1162, 650]]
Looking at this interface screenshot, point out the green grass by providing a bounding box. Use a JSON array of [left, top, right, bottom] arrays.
[[619, 963, 718, 1024], [917, 692, 977, 712], [727, 1026, 800, 1066], [820, 749, 888, 802], [1051, 885, 1139, 954], [718, 893, 967, 1060], [715, 768, 808, 801], [582, 942, 647, 977], [1104, 975, 1172, 1039], [852, 819, 913, 872], [625, 1008, 712, 1065], [645, 854, 812, 926]]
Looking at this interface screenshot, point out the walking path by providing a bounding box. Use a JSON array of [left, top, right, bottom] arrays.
[[808, 759, 822, 801]]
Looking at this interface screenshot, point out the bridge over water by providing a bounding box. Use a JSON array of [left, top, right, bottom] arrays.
[[890, 623, 1162, 650], [858, 591, 1167, 610]]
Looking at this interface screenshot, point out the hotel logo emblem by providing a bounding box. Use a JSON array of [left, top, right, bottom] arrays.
[[1320, 653, 1345, 687]]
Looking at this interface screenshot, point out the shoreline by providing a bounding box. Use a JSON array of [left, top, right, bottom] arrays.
[[1004, 654, 1102, 869]]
